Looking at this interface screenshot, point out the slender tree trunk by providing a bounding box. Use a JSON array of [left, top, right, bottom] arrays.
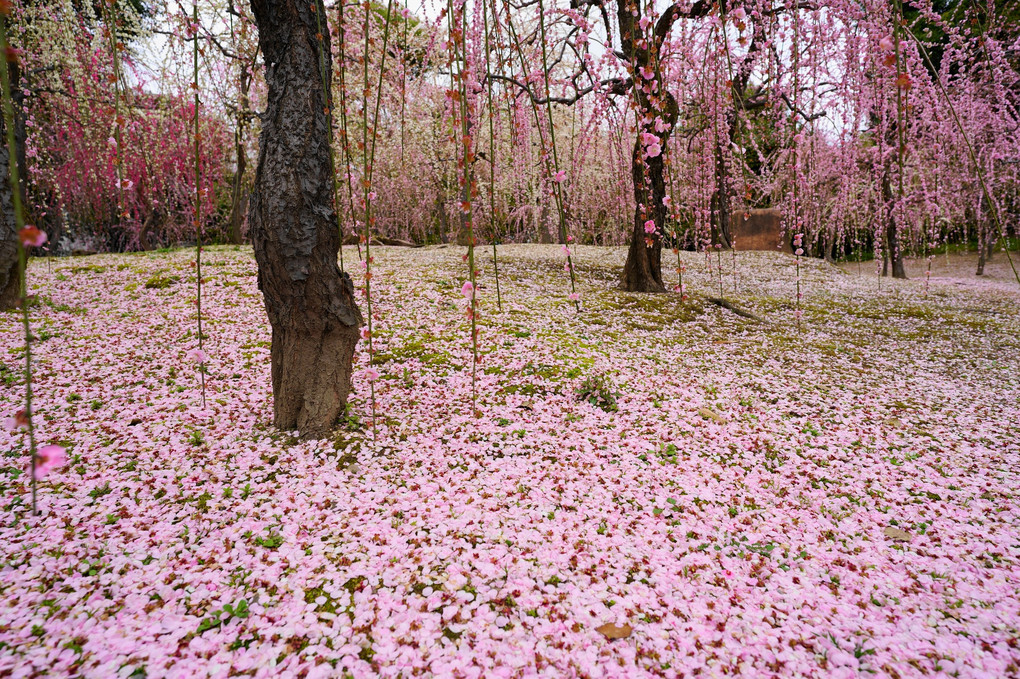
[[228, 140, 248, 245], [881, 171, 906, 279], [976, 208, 987, 276], [537, 196, 553, 244], [249, 0, 363, 438], [435, 193, 449, 244], [138, 208, 160, 252], [825, 226, 837, 262], [714, 142, 732, 248], [228, 65, 251, 245], [229, 64, 250, 244], [228, 149, 247, 244]]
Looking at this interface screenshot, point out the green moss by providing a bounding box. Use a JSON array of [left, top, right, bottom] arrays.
[[144, 274, 180, 290], [304, 586, 338, 614], [589, 292, 706, 328], [371, 333, 454, 368], [38, 296, 87, 315], [68, 264, 107, 274]]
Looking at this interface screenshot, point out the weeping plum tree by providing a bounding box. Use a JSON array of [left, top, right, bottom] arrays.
[[498, 0, 802, 292], [248, 0, 363, 438], [493, 0, 686, 291]]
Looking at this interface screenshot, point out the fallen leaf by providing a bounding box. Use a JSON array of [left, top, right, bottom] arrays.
[[698, 407, 727, 424], [884, 526, 912, 542], [596, 622, 633, 639]]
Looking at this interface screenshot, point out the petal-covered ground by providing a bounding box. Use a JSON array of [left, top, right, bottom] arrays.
[[1, 245, 1019, 678]]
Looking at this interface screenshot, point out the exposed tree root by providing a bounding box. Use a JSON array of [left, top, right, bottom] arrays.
[[707, 296, 770, 324]]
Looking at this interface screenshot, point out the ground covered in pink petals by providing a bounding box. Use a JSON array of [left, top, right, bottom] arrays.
[[2, 245, 1019, 678]]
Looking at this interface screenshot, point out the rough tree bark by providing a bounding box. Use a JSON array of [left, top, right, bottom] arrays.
[[249, 0, 363, 438], [1, 62, 25, 310], [616, 2, 685, 293], [620, 130, 672, 292], [618, 0, 771, 289], [0, 142, 17, 310], [881, 170, 907, 279], [713, 142, 733, 248]]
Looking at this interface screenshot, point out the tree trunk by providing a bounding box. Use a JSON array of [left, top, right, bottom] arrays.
[[615, 1, 680, 293], [0, 142, 17, 310], [537, 195, 553, 244], [249, 0, 363, 438], [1, 62, 26, 310], [228, 144, 247, 244], [228, 63, 252, 245], [714, 142, 732, 248], [881, 171, 906, 279], [434, 193, 449, 244], [138, 208, 160, 252], [620, 135, 667, 292], [976, 212, 988, 276]]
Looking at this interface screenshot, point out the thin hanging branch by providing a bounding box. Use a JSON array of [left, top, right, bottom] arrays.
[[192, 0, 207, 407], [901, 16, 1020, 287], [100, 0, 127, 225], [482, 0, 502, 311], [361, 0, 397, 441]]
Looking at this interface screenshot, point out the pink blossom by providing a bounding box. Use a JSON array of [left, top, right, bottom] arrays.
[[879, 35, 894, 52], [645, 143, 662, 158], [461, 281, 474, 298], [34, 445, 66, 480], [186, 348, 207, 363], [4, 409, 29, 432], [639, 66, 654, 80], [568, 292, 580, 302], [643, 219, 656, 234], [18, 226, 47, 248], [553, 170, 567, 183], [363, 367, 380, 382], [360, 327, 371, 340]]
